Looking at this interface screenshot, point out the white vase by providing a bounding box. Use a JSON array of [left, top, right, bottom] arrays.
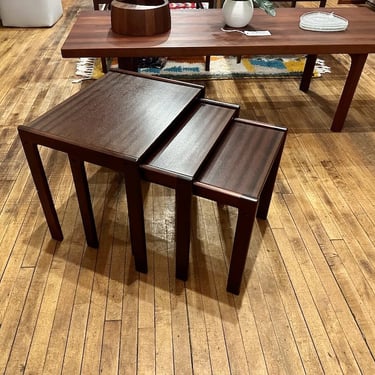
[[222, 0, 254, 28]]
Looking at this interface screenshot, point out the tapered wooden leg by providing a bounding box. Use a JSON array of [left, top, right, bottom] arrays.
[[124, 165, 148, 273], [101, 57, 108, 73], [300, 54, 317, 93], [257, 134, 286, 220], [330, 54, 368, 132], [18, 135, 63, 241], [68, 157, 99, 248], [118, 57, 138, 71], [226, 205, 257, 295], [205, 56, 211, 71], [175, 179, 193, 281]]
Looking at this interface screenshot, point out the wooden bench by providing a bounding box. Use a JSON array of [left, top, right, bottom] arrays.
[[142, 114, 287, 294]]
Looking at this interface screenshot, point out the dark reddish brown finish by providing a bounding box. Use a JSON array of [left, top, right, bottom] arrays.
[[61, 7, 375, 132], [18, 70, 204, 273], [142, 99, 239, 188], [195, 120, 286, 208]]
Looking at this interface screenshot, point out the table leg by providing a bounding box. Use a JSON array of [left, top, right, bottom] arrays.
[[118, 57, 138, 71], [124, 165, 148, 273], [300, 54, 317, 93], [101, 57, 108, 73], [18, 135, 63, 241], [205, 56, 211, 71], [226, 205, 257, 295], [175, 179, 193, 281], [68, 157, 99, 248], [330, 53, 368, 132], [257, 135, 286, 220]]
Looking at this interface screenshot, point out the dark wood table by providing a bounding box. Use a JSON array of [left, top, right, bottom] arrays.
[[18, 71, 204, 273], [61, 7, 375, 132]]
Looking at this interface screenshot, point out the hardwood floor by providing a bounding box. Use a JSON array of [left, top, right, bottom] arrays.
[[1, 0, 374, 373]]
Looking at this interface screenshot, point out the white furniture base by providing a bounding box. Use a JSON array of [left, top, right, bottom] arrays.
[[0, 0, 63, 27]]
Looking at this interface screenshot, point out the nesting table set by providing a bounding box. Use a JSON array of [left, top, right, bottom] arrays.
[[18, 71, 286, 294]]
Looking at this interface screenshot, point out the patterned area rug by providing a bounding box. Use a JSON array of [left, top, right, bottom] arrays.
[[139, 55, 330, 80], [74, 55, 330, 83]]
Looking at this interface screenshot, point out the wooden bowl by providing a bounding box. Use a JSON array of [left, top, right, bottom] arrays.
[[111, 0, 171, 36]]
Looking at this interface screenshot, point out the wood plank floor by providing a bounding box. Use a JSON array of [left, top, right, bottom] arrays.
[[1, 0, 374, 373]]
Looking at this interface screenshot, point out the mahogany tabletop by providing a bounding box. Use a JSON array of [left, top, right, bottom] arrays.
[[20, 71, 204, 163], [61, 7, 375, 59]]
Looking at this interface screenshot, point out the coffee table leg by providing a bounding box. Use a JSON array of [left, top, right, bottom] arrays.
[[68, 156, 99, 248], [118, 57, 138, 71], [300, 54, 317, 93], [124, 165, 148, 273], [330, 53, 368, 132], [18, 136, 63, 241]]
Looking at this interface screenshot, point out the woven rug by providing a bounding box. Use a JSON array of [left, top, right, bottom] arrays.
[[139, 55, 330, 79], [74, 55, 330, 83]]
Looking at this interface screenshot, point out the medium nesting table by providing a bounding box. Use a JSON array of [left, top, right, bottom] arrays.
[[18, 70, 204, 272]]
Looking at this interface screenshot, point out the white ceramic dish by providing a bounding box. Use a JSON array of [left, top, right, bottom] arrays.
[[299, 11, 348, 32]]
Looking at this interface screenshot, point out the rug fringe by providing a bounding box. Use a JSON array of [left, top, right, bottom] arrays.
[[73, 57, 106, 83], [315, 58, 331, 75], [74, 58, 95, 79]]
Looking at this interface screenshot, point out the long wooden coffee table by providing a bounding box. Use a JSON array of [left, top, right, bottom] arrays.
[[61, 7, 375, 131]]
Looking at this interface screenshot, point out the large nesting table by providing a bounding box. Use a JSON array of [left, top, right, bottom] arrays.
[[61, 7, 375, 132], [18, 71, 204, 272]]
